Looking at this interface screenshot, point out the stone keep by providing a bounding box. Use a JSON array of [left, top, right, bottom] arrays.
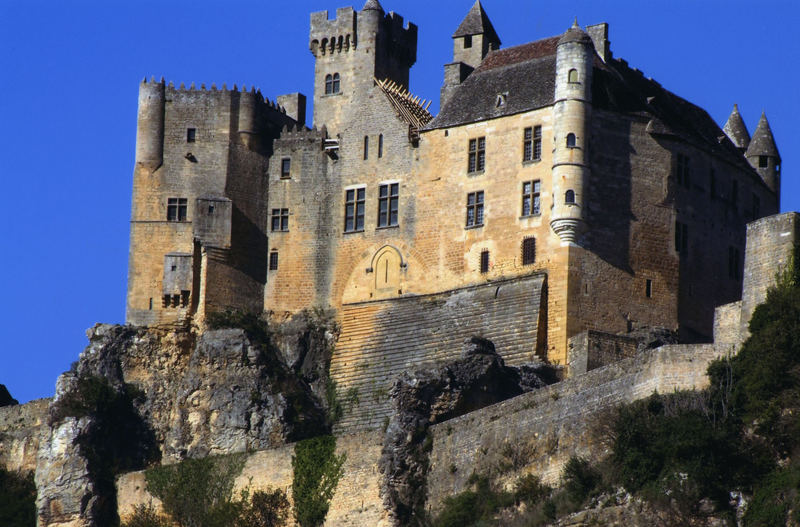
[[126, 0, 782, 367]]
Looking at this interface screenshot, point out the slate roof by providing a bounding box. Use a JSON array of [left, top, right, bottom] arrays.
[[425, 32, 762, 182], [453, 0, 501, 45], [745, 112, 780, 159], [362, 0, 384, 12], [723, 104, 750, 150]]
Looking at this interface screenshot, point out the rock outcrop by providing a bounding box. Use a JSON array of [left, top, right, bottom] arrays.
[[0, 384, 18, 406], [380, 337, 556, 526]]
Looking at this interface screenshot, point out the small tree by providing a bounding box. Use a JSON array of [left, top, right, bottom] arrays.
[[291, 435, 346, 527]]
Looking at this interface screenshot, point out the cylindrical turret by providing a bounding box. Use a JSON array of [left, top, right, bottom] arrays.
[[745, 112, 781, 198], [238, 87, 257, 149], [135, 78, 165, 169], [550, 21, 594, 245]]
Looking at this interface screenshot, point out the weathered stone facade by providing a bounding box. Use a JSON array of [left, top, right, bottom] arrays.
[[125, 0, 781, 369]]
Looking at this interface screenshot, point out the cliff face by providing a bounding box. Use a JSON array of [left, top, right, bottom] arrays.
[[34, 317, 335, 527]]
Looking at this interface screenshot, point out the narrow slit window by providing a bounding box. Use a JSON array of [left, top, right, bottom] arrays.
[[480, 250, 489, 273], [645, 279, 652, 298], [464, 35, 472, 49], [378, 134, 384, 158], [364, 136, 369, 160]]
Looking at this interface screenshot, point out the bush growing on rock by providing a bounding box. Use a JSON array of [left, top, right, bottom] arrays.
[[0, 468, 36, 527]]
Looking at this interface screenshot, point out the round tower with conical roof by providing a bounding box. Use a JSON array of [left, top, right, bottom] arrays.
[[745, 112, 781, 198], [550, 20, 594, 245], [722, 104, 750, 153]]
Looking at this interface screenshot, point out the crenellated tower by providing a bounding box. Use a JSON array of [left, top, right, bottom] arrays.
[[745, 112, 781, 199], [550, 20, 594, 245], [309, 0, 417, 133]]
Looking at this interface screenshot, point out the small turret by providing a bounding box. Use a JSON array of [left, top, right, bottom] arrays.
[[451, 1, 501, 69], [745, 112, 781, 196], [723, 104, 750, 152], [135, 78, 165, 170], [550, 20, 594, 245], [362, 0, 384, 12]]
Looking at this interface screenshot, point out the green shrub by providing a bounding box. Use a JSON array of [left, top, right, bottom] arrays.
[[238, 488, 290, 527], [291, 435, 346, 527], [561, 457, 602, 506], [0, 469, 36, 527], [513, 474, 551, 505], [744, 462, 800, 527], [432, 474, 514, 527], [121, 503, 171, 527], [145, 453, 246, 527]]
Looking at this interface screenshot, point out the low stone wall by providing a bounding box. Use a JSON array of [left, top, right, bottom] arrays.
[[117, 430, 389, 527], [567, 330, 638, 376], [426, 343, 723, 514], [0, 398, 51, 473]]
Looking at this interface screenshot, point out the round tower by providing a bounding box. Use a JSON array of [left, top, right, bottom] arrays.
[[135, 78, 165, 169], [238, 87, 257, 149], [550, 21, 594, 245], [745, 111, 781, 198]]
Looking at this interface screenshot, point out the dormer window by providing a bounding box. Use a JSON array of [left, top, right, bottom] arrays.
[[325, 73, 340, 94], [495, 93, 507, 108], [464, 35, 472, 49]]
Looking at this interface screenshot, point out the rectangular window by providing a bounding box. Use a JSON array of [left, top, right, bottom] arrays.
[[676, 154, 690, 188], [378, 183, 399, 228], [752, 193, 760, 220], [363, 136, 369, 160], [466, 191, 484, 227], [269, 251, 279, 271], [344, 187, 366, 232], [728, 246, 740, 280], [280, 158, 291, 179], [522, 237, 536, 265], [645, 279, 653, 298], [378, 134, 384, 158], [480, 250, 489, 273], [187, 128, 196, 142], [271, 208, 289, 231], [468, 137, 486, 173], [521, 180, 541, 216], [675, 221, 688, 255], [523, 126, 541, 162], [167, 198, 188, 222], [759, 156, 769, 168]]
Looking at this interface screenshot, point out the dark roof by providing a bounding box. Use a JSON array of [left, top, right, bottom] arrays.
[[558, 20, 593, 45], [723, 104, 751, 149], [426, 38, 558, 129], [745, 112, 780, 160], [453, 0, 501, 45]]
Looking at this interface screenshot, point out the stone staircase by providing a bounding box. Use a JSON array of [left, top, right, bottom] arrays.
[[331, 273, 546, 433]]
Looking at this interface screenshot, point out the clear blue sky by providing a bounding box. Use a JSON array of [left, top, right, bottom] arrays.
[[0, 0, 797, 403]]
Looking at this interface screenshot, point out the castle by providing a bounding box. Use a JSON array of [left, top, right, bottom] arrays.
[[126, 0, 781, 370]]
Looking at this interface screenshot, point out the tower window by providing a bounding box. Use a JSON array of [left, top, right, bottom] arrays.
[[466, 191, 484, 227], [269, 251, 279, 271], [344, 187, 366, 232], [568, 69, 579, 83], [728, 246, 740, 280], [281, 158, 291, 179], [565, 189, 576, 204], [480, 250, 490, 273], [186, 128, 196, 142], [167, 198, 188, 221], [325, 73, 340, 94], [271, 208, 289, 232], [645, 279, 653, 298], [675, 221, 688, 255], [378, 183, 399, 228], [468, 137, 486, 173], [759, 155, 769, 168], [364, 136, 369, 160], [378, 134, 384, 158], [566, 133, 576, 148], [521, 180, 541, 216], [522, 237, 536, 265], [464, 35, 472, 49], [676, 153, 690, 188]]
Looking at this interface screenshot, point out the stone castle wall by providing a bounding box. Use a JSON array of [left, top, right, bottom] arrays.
[[0, 398, 50, 474]]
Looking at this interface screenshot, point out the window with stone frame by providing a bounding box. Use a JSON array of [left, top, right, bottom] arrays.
[[466, 191, 484, 227], [480, 249, 490, 273], [378, 183, 399, 228], [167, 198, 187, 222], [566, 133, 576, 148], [676, 153, 691, 189], [269, 251, 279, 271], [522, 125, 542, 162], [522, 237, 536, 265], [468, 137, 486, 173], [344, 187, 365, 232], [378, 134, 384, 158], [186, 128, 196, 143], [280, 158, 291, 179], [271, 208, 289, 232], [521, 180, 541, 216], [364, 136, 369, 160], [325, 73, 340, 94]]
